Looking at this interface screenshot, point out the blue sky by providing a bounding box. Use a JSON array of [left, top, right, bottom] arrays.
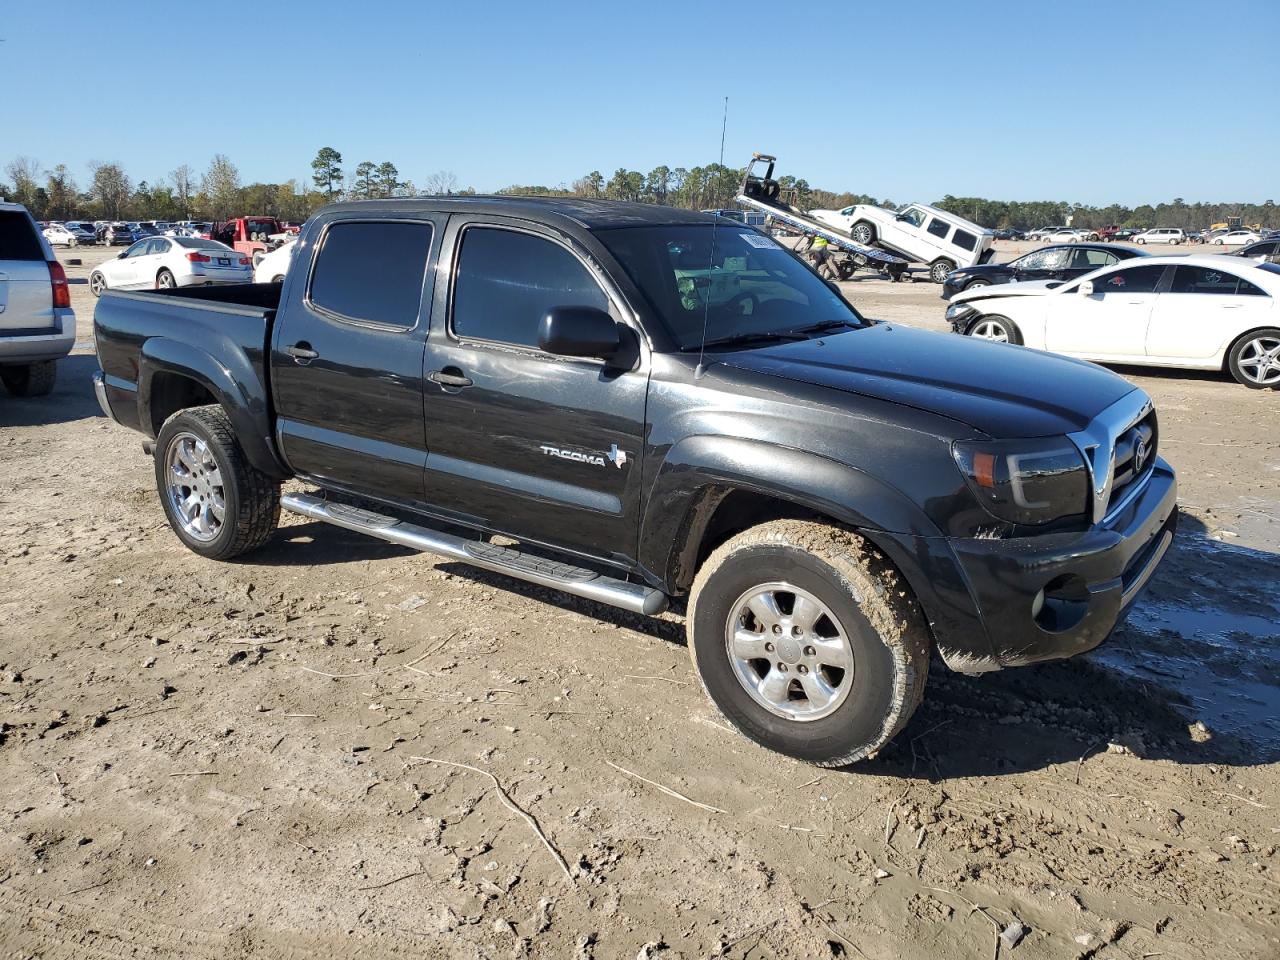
[[2, 0, 1276, 204]]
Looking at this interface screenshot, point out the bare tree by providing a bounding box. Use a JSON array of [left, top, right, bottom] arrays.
[[423, 170, 458, 196], [89, 161, 131, 220], [201, 154, 242, 221], [5, 156, 44, 214], [170, 164, 195, 219]]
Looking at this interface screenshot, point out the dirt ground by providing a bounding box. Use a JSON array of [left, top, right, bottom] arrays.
[[1, 241, 1277, 959]]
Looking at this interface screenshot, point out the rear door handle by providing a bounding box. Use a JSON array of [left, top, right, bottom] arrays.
[[286, 343, 319, 361], [429, 368, 473, 389], [1220, 303, 1244, 309]]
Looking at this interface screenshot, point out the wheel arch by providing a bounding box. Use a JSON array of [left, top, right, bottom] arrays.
[[138, 338, 289, 479], [639, 435, 944, 594]]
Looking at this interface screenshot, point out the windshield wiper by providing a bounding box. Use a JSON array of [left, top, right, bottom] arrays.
[[693, 330, 808, 350], [788, 319, 862, 335]]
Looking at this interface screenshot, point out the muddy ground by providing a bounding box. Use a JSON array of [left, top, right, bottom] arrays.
[[1, 242, 1277, 959]]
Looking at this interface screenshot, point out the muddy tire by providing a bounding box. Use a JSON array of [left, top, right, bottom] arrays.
[[154, 405, 280, 560], [1, 360, 57, 397], [687, 520, 930, 767]]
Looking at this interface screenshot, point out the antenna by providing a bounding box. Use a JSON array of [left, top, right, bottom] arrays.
[[696, 95, 729, 378]]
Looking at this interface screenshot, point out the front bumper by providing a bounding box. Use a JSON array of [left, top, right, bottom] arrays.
[[871, 458, 1177, 674]]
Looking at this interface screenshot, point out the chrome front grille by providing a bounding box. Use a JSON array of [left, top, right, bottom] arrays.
[[1068, 392, 1157, 525]]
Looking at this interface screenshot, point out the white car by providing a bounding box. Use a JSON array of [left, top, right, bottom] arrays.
[[1213, 230, 1261, 246], [809, 202, 993, 282], [1043, 228, 1088, 243], [1133, 227, 1185, 245], [42, 223, 93, 247], [253, 238, 296, 283], [89, 235, 252, 295], [944, 254, 1280, 388]]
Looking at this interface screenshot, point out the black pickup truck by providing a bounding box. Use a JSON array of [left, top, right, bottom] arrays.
[[93, 197, 1177, 766]]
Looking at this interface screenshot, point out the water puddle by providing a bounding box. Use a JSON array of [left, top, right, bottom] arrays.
[[1097, 588, 1280, 754]]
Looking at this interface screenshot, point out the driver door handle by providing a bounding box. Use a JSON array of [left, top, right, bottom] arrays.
[[429, 367, 473, 389]]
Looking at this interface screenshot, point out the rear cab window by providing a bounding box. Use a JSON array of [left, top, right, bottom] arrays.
[[308, 221, 433, 328]]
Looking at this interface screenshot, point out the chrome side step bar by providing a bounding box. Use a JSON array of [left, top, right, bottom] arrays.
[[280, 492, 668, 616]]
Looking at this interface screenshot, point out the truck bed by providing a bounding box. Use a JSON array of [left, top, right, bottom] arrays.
[[93, 283, 283, 466]]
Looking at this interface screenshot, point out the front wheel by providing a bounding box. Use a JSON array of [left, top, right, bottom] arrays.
[[1228, 328, 1280, 389], [688, 520, 930, 767], [929, 259, 955, 284], [967, 314, 1023, 345], [89, 271, 107, 297], [154, 405, 281, 560], [850, 221, 876, 245], [964, 278, 991, 291], [1137, 238, 1146, 245]]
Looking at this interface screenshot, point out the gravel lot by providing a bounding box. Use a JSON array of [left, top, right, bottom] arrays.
[[1, 240, 1277, 959]]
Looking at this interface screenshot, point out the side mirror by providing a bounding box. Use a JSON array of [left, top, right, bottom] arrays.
[[539, 306, 620, 360], [117, 251, 128, 259], [1078, 280, 1094, 296]]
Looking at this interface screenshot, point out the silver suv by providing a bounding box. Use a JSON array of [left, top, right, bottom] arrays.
[[0, 202, 75, 396]]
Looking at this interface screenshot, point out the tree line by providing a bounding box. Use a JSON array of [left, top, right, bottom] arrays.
[[0, 147, 467, 224], [5, 149, 1275, 231]]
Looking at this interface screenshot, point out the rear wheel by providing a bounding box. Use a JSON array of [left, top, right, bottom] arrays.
[[0, 361, 57, 397], [1228, 328, 1280, 389], [851, 221, 876, 245], [688, 520, 930, 767], [157, 268, 176, 289], [154, 405, 281, 559], [967, 314, 1022, 345], [929, 259, 955, 284]]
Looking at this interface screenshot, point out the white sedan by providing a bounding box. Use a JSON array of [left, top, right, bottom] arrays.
[[252, 238, 296, 283], [43, 224, 92, 247], [1213, 230, 1261, 246], [945, 254, 1280, 388], [88, 235, 252, 295], [1042, 228, 1089, 243]]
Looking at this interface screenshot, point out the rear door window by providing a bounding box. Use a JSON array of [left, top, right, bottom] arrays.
[[926, 217, 951, 240], [0, 211, 44, 260], [952, 228, 977, 251], [451, 227, 608, 348], [309, 221, 433, 327], [1072, 248, 1118, 269], [1171, 265, 1241, 295]]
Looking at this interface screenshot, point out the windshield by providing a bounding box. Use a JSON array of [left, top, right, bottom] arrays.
[[598, 225, 864, 350]]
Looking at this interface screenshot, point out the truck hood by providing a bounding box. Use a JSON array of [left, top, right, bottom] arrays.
[[719, 323, 1135, 438], [951, 279, 1061, 304]]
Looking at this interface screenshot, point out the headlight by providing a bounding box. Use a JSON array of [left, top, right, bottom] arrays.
[[953, 437, 1088, 525], [945, 303, 974, 321]]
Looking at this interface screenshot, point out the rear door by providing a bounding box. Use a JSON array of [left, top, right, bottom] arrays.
[[420, 216, 648, 564], [1147, 264, 1274, 360], [1045, 263, 1168, 358], [271, 215, 442, 505], [0, 209, 55, 334]]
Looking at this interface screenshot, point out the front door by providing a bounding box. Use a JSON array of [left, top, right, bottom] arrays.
[[271, 216, 441, 506], [1045, 263, 1168, 359], [421, 217, 648, 567], [1011, 246, 1072, 282]]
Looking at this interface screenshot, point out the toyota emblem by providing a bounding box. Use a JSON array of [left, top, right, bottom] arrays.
[[1133, 436, 1149, 474]]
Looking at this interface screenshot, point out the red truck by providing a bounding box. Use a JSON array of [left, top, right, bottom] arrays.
[[210, 217, 287, 258]]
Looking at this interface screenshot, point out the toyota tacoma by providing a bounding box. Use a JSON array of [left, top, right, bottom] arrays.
[[92, 197, 1177, 766]]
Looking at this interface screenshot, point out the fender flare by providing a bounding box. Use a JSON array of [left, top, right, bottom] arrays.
[[138, 338, 289, 479], [638, 434, 944, 590]]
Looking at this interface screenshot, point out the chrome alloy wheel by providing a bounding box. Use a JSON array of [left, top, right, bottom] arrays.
[[1237, 335, 1280, 387], [165, 432, 225, 541], [725, 582, 854, 722], [971, 319, 1011, 342]]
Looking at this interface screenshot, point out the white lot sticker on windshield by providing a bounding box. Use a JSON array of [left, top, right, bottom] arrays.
[[740, 232, 775, 249]]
